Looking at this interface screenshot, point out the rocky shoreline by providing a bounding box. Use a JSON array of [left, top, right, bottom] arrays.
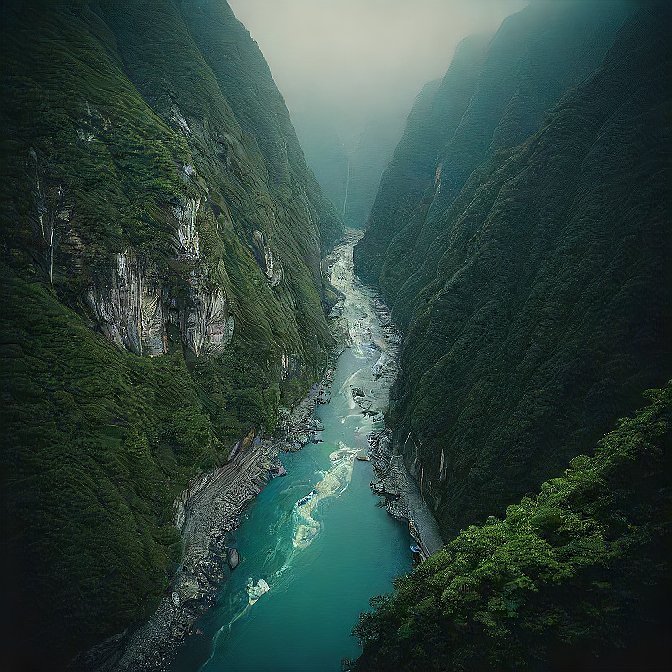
[[367, 430, 443, 558], [361, 288, 444, 560], [77, 383, 333, 671]]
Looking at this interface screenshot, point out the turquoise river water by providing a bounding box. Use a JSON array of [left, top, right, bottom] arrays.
[[170, 233, 412, 672]]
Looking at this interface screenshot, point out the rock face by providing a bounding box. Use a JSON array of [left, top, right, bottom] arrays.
[[85, 203, 236, 358], [86, 251, 167, 356], [180, 278, 235, 357], [252, 229, 282, 287], [174, 197, 202, 261], [354, 1, 672, 540], [0, 0, 343, 669]]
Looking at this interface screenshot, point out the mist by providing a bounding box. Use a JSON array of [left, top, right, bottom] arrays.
[[229, 0, 527, 149]]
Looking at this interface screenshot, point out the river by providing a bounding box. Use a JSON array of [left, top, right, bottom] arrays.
[[169, 231, 412, 672]]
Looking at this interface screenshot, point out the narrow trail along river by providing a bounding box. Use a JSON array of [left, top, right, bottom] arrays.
[[170, 231, 412, 672]]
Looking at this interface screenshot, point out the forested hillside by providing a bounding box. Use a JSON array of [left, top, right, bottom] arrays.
[[0, 0, 341, 667], [355, 383, 672, 671], [354, 1, 671, 533], [355, 0, 632, 311], [352, 3, 672, 666]]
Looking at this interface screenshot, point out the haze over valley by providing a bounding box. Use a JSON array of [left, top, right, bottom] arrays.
[[1, 2, 670, 671]]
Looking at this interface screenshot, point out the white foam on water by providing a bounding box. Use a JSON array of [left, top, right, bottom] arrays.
[[291, 443, 358, 549]]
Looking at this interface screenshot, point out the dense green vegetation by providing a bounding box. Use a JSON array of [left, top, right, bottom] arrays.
[[353, 33, 487, 286], [354, 1, 671, 535], [354, 383, 672, 671], [0, 0, 342, 667], [1, 271, 216, 655], [355, 0, 632, 305]]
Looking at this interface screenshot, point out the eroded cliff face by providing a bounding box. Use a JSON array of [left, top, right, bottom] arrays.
[[86, 251, 166, 356], [180, 278, 234, 357], [85, 195, 236, 359], [252, 229, 282, 287], [0, 0, 343, 667], [174, 197, 201, 261]]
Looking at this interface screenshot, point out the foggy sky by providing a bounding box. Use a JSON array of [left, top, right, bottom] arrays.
[[229, 0, 527, 147]]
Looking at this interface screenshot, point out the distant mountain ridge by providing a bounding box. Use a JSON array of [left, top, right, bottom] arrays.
[[294, 109, 407, 229]]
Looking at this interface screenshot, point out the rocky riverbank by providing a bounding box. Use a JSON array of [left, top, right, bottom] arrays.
[[367, 431, 443, 558], [79, 400, 326, 671], [86, 440, 280, 671], [359, 283, 444, 560]]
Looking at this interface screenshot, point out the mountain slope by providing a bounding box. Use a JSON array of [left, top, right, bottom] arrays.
[[387, 4, 672, 536], [351, 4, 672, 669], [0, 0, 342, 666], [354, 33, 489, 291], [355, 0, 632, 324]]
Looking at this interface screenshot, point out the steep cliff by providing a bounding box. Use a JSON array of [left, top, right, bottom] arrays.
[[353, 0, 672, 530], [352, 5, 672, 666], [0, 0, 342, 667], [382, 3, 672, 536]]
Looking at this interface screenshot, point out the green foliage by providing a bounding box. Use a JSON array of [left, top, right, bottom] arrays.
[[355, 1, 632, 299], [355, 3, 671, 538], [354, 384, 672, 671], [1, 270, 218, 660], [0, 0, 343, 667]]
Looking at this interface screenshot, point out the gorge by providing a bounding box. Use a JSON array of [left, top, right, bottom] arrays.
[[1, 1, 671, 672], [168, 232, 415, 672]]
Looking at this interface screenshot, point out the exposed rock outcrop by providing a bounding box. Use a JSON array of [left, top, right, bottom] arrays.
[[252, 229, 282, 287], [86, 251, 166, 356], [180, 276, 234, 356], [174, 197, 201, 260]]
